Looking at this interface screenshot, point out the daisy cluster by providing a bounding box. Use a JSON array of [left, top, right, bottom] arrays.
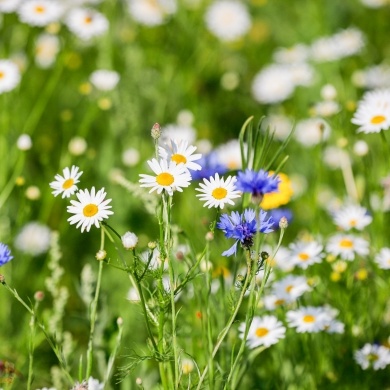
[[49, 165, 113, 232]]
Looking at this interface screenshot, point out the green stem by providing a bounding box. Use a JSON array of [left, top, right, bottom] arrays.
[[104, 318, 124, 386], [85, 228, 105, 379], [196, 251, 254, 390], [27, 300, 39, 390]]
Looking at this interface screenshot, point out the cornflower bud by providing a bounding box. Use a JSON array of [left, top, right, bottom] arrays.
[[279, 216, 288, 229], [151, 123, 161, 140]]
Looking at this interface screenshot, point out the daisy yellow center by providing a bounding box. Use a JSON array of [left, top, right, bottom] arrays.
[[0, 71, 4, 79], [275, 299, 285, 305], [285, 285, 293, 293], [369, 353, 379, 362], [298, 252, 309, 261], [62, 178, 74, 190], [171, 154, 187, 164], [349, 219, 357, 227], [34, 5, 45, 13], [83, 203, 98, 217], [84, 16, 93, 24], [339, 239, 353, 248], [303, 315, 315, 323], [156, 172, 174, 186], [255, 327, 269, 337], [212, 187, 227, 200], [370, 115, 386, 125]]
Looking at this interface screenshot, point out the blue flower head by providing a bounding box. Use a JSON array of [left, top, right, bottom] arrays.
[[191, 152, 228, 181], [0, 243, 13, 266], [236, 169, 280, 202], [217, 209, 274, 256]]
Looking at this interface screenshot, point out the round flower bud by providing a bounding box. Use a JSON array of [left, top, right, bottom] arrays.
[[279, 216, 288, 229], [151, 123, 161, 140], [205, 231, 214, 241], [148, 241, 157, 249], [353, 140, 369, 156], [117, 317, 123, 326], [17, 134, 32, 151], [0, 274, 5, 284], [34, 291, 45, 301], [95, 249, 107, 261], [121, 232, 138, 250]]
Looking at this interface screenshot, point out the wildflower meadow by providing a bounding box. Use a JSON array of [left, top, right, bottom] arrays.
[[2, 0, 390, 389]]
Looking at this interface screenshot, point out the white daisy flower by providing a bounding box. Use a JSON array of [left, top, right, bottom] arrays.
[[127, 0, 177, 27], [0, 0, 21, 13], [286, 306, 328, 333], [321, 306, 345, 334], [67, 187, 113, 233], [139, 158, 192, 196], [89, 69, 120, 91], [160, 123, 197, 144], [14, 221, 52, 256], [261, 114, 293, 142], [326, 233, 369, 261], [332, 204, 373, 231], [355, 343, 390, 370], [195, 173, 241, 209], [159, 139, 202, 172], [121, 232, 138, 250], [215, 139, 244, 170], [239, 315, 286, 348], [205, 0, 251, 42], [352, 65, 390, 90], [352, 89, 390, 133], [49, 165, 83, 198], [35, 33, 60, 69], [294, 118, 331, 147], [140, 248, 167, 270], [18, 0, 63, 27], [289, 240, 324, 269], [65, 8, 109, 41], [263, 294, 287, 310], [251, 64, 296, 104], [374, 247, 390, 269], [271, 275, 311, 302], [273, 43, 310, 64], [0, 59, 21, 94], [312, 100, 340, 117]]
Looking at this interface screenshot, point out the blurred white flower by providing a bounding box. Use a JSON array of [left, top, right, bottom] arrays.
[[273, 43, 310, 64], [374, 247, 390, 269], [205, 0, 251, 42], [215, 139, 242, 170], [294, 118, 331, 147], [331, 203, 373, 231], [121, 231, 138, 250], [326, 233, 369, 261], [312, 100, 340, 117], [220, 71, 240, 90], [355, 344, 390, 370], [176, 109, 194, 126], [160, 123, 197, 144], [0, 0, 21, 13], [68, 136, 87, 155], [25, 185, 41, 200], [35, 33, 60, 69], [127, 0, 177, 26], [15, 221, 52, 256], [322, 146, 347, 170], [360, 0, 388, 8], [87, 376, 104, 390], [65, 8, 108, 40], [321, 84, 337, 100], [89, 69, 120, 91], [261, 114, 293, 141], [18, 0, 63, 27], [17, 134, 32, 150], [122, 147, 140, 166], [0, 59, 21, 94], [352, 65, 390, 89]]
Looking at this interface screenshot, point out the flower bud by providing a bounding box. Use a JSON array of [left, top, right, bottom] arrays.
[[148, 241, 157, 250], [151, 123, 161, 140], [121, 232, 138, 250], [34, 291, 45, 301], [279, 216, 288, 229], [95, 249, 107, 261]]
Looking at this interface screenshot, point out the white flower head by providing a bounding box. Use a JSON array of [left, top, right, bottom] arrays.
[[332, 204, 373, 231], [355, 343, 390, 370], [374, 247, 390, 269], [326, 233, 369, 261], [159, 139, 202, 172], [239, 315, 286, 348], [294, 118, 331, 147], [352, 89, 390, 133], [195, 173, 241, 209], [271, 275, 311, 302], [139, 158, 192, 196], [50, 165, 83, 198], [261, 114, 293, 142], [14, 222, 52, 256], [289, 239, 324, 269], [67, 187, 113, 232], [0, 0, 21, 13], [127, 0, 177, 26], [18, 0, 63, 27], [0, 59, 21, 94], [273, 43, 310, 64], [205, 0, 251, 42], [286, 306, 328, 333], [35, 33, 60, 69], [66, 8, 109, 40], [17, 134, 32, 151], [215, 139, 243, 170], [121, 232, 138, 250], [160, 123, 197, 144], [89, 69, 120, 91], [87, 376, 104, 390]]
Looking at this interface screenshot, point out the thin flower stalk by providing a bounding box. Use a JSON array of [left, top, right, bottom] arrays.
[[85, 227, 105, 379], [196, 249, 255, 390], [27, 299, 40, 390]]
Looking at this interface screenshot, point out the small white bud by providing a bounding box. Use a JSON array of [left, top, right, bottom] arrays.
[[121, 232, 138, 250]]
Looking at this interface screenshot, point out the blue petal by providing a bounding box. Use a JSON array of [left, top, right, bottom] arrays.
[[222, 241, 239, 257]]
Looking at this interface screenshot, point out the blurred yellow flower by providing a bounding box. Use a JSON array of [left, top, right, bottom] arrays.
[[260, 172, 293, 210]]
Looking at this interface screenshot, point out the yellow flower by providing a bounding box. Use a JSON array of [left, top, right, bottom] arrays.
[[260, 172, 293, 210]]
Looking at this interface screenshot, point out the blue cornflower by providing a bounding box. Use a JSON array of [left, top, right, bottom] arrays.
[[236, 169, 280, 202], [217, 209, 274, 256], [0, 243, 13, 266], [191, 152, 228, 181]]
